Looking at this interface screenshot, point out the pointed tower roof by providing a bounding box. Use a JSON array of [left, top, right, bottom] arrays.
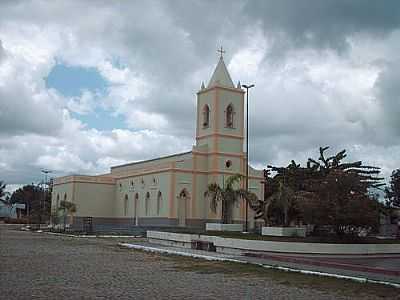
[[207, 56, 234, 88]]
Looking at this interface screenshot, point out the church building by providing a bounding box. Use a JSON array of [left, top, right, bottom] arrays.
[[51, 54, 264, 229]]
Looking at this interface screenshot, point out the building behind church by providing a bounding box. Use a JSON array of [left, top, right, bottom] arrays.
[[51, 55, 264, 229]]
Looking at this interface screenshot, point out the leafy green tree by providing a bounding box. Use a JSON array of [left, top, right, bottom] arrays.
[[204, 174, 257, 224], [10, 184, 51, 223], [252, 147, 384, 235], [300, 169, 381, 236], [0, 181, 7, 203], [385, 169, 400, 208]]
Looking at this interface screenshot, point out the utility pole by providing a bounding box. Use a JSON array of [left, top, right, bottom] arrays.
[[242, 84, 255, 232], [41, 169, 52, 225]]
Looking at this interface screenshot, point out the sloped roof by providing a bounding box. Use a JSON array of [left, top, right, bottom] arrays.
[[207, 57, 234, 88]]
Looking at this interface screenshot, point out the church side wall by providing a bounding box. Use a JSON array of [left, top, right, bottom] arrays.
[[73, 182, 115, 218], [113, 172, 174, 226], [51, 183, 74, 213], [110, 152, 192, 177], [194, 173, 209, 221]]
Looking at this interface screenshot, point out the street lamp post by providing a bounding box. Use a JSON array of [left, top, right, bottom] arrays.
[[41, 169, 52, 226], [242, 84, 254, 232]]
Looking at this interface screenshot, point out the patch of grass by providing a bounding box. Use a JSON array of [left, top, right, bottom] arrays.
[[136, 250, 399, 299]]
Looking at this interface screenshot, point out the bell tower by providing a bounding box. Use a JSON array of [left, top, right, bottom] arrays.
[[192, 49, 263, 227], [195, 51, 245, 155]]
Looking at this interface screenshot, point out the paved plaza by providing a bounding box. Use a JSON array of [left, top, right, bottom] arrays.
[[0, 228, 399, 299]]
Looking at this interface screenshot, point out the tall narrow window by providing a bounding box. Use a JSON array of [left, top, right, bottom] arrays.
[[226, 104, 234, 128], [202, 104, 210, 128], [157, 191, 162, 215], [124, 194, 128, 216], [145, 192, 150, 216]]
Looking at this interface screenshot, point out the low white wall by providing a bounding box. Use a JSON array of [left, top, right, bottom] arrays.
[[147, 231, 197, 243], [214, 237, 400, 255], [206, 223, 243, 232], [146, 230, 400, 255], [262, 227, 306, 237]]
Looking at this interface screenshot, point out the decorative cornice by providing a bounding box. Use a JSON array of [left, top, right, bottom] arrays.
[[196, 132, 244, 140], [192, 150, 245, 158], [197, 85, 245, 95], [53, 175, 115, 186]]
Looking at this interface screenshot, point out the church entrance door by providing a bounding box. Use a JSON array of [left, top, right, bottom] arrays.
[[178, 189, 189, 227]]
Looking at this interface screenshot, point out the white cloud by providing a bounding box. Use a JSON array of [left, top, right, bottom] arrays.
[[66, 89, 97, 115], [0, 0, 400, 187]]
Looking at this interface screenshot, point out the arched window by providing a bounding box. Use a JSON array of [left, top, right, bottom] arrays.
[[124, 194, 128, 216], [226, 104, 234, 128], [64, 193, 67, 201], [56, 194, 60, 209], [202, 104, 210, 128], [157, 191, 162, 215], [145, 192, 150, 216]]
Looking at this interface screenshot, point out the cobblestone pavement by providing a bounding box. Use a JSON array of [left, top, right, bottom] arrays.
[[0, 229, 398, 300]]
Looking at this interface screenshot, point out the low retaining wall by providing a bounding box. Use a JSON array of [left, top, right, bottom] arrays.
[[146, 231, 400, 255], [147, 231, 196, 248], [262, 226, 306, 237], [206, 223, 243, 232]]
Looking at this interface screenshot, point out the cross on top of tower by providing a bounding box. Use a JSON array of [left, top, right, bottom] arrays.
[[217, 46, 225, 58]]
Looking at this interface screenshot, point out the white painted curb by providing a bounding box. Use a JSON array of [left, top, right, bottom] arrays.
[[40, 231, 141, 238], [119, 242, 400, 289]]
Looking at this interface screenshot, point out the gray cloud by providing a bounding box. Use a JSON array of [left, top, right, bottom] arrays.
[[0, 40, 4, 61], [375, 60, 400, 137], [0, 81, 64, 136], [243, 0, 400, 55]]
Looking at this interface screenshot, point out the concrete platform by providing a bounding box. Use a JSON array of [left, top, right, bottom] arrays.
[[147, 230, 400, 255]]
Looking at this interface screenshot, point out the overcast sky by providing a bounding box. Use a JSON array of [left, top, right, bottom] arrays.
[[1, 0, 400, 189]]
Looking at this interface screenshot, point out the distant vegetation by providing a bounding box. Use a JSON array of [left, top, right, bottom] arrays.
[[8, 184, 51, 224], [385, 169, 400, 208], [249, 146, 391, 237]]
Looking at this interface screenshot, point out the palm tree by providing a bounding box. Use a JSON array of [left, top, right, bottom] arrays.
[[204, 174, 258, 224], [0, 181, 7, 202], [59, 200, 77, 230], [0, 181, 11, 205]]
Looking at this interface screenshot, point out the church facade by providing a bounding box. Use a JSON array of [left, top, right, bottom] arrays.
[[51, 56, 264, 229]]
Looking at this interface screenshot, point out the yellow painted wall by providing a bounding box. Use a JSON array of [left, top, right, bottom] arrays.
[[73, 182, 115, 217]]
